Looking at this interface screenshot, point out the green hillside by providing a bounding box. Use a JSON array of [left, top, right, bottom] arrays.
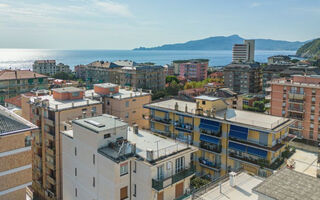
[[296, 38, 320, 58]]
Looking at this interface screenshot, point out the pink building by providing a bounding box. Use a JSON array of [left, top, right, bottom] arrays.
[[270, 75, 320, 141], [174, 59, 208, 81]]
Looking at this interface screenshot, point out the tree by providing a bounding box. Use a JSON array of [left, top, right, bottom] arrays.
[[166, 80, 180, 96], [52, 72, 75, 80], [166, 76, 179, 84], [291, 59, 300, 63]]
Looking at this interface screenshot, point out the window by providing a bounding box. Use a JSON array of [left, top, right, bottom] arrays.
[[310, 124, 314, 128], [133, 99, 136, 102], [104, 133, 111, 139], [157, 165, 164, 180], [75, 168, 77, 176], [107, 100, 110, 105], [75, 147, 77, 156], [175, 157, 185, 173], [133, 161, 136, 173], [125, 112, 129, 119], [126, 101, 129, 107], [64, 125, 67, 131], [72, 92, 79, 97], [311, 115, 314, 120], [25, 136, 32, 147], [93, 177, 95, 187], [120, 162, 128, 176], [120, 186, 128, 200], [75, 188, 77, 197], [133, 184, 137, 197], [93, 154, 95, 165], [132, 110, 136, 113], [311, 106, 315, 111], [202, 100, 206, 105]]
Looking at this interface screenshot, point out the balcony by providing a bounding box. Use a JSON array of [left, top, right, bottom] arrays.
[[47, 174, 56, 185], [200, 129, 221, 138], [198, 158, 221, 171], [45, 117, 54, 127], [288, 92, 305, 100], [46, 189, 56, 199], [150, 117, 171, 125], [151, 128, 171, 137], [46, 147, 55, 156], [287, 106, 305, 113], [174, 122, 193, 133], [46, 161, 56, 170], [152, 165, 196, 191], [288, 113, 304, 120], [200, 142, 222, 154], [288, 98, 304, 104]]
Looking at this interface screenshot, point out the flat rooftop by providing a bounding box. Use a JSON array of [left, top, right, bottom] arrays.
[[52, 87, 83, 93], [73, 114, 127, 133], [29, 95, 101, 111], [253, 168, 320, 200], [127, 128, 192, 161], [94, 83, 118, 88], [195, 95, 220, 101], [198, 172, 263, 200], [145, 99, 293, 131], [85, 89, 150, 99], [290, 149, 318, 178], [0, 105, 37, 136]]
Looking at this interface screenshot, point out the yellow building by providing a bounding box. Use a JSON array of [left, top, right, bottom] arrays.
[[144, 95, 295, 179]]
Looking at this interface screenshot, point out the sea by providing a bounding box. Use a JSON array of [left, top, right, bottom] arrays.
[[0, 49, 296, 70]]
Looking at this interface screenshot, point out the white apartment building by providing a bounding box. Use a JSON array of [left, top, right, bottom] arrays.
[[33, 60, 71, 76], [232, 40, 255, 63], [61, 114, 197, 200]]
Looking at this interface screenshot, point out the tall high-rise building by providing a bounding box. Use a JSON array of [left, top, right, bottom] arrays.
[[0, 105, 37, 200], [21, 87, 103, 200], [61, 115, 197, 200], [269, 75, 320, 141], [232, 40, 255, 63]]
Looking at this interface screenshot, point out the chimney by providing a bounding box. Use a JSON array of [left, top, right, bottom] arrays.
[[146, 149, 154, 161], [175, 102, 179, 111], [133, 124, 139, 134], [55, 104, 58, 110], [196, 101, 200, 109], [185, 104, 188, 113], [229, 172, 236, 187]]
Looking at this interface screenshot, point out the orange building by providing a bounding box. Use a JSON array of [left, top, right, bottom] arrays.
[[270, 75, 320, 141]]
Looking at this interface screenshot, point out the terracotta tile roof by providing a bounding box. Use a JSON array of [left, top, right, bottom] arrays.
[[0, 70, 47, 81], [4, 92, 33, 108]]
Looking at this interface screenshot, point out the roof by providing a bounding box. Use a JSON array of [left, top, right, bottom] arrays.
[[94, 83, 118, 88], [195, 95, 220, 101], [198, 172, 263, 200], [0, 105, 37, 136], [253, 168, 320, 200], [73, 114, 127, 133], [4, 92, 33, 108], [85, 88, 150, 99], [0, 70, 47, 80], [52, 87, 83, 93]]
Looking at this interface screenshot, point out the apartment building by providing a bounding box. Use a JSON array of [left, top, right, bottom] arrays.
[[61, 115, 197, 200], [267, 55, 291, 65], [0, 106, 37, 200], [144, 95, 294, 179], [0, 70, 48, 105], [172, 59, 209, 81], [232, 40, 255, 63], [223, 63, 261, 94], [75, 61, 166, 91], [85, 83, 151, 129], [33, 60, 71, 76], [269, 75, 320, 141], [22, 87, 102, 200]]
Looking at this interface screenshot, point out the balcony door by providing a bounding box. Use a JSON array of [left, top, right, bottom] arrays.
[[157, 165, 164, 180], [175, 182, 184, 198]]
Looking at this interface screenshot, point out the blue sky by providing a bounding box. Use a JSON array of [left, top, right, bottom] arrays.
[[0, 0, 319, 49]]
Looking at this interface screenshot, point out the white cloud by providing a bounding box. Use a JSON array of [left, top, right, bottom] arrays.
[[95, 0, 132, 17]]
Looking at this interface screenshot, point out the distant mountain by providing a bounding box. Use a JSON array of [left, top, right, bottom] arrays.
[[133, 35, 307, 51], [296, 38, 320, 58]]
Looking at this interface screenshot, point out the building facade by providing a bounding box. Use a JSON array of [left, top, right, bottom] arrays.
[[0, 70, 48, 105], [232, 40, 255, 63], [85, 83, 151, 129], [0, 106, 37, 200], [33, 60, 71, 76], [144, 96, 294, 179], [22, 87, 102, 200], [269, 75, 320, 141], [223, 63, 261, 94], [61, 115, 197, 200], [172, 59, 209, 81]]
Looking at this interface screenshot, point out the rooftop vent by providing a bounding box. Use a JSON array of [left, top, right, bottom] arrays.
[[84, 120, 105, 128]]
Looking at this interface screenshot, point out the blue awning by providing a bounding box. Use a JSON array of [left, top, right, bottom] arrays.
[[229, 125, 248, 140], [228, 141, 246, 152], [200, 119, 220, 127], [247, 147, 268, 158], [199, 124, 220, 132], [200, 135, 220, 145]]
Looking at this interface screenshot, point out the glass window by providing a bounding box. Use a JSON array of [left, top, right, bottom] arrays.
[[125, 101, 129, 107], [120, 162, 128, 176], [157, 165, 164, 180], [175, 156, 185, 173], [72, 92, 79, 97]]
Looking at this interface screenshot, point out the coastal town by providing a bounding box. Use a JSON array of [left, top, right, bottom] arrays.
[[0, 38, 319, 200]]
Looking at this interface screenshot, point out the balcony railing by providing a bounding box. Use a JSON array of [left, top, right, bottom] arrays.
[[288, 92, 305, 100], [200, 142, 222, 154], [150, 117, 171, 125], [198, 158, 221, 171], [288, 113, 304, 120], [200, 129, 222, 138], [152, 165, 196, 191], [174, 122, 193, 133], [288, 107, 305, 113], [151, 128, 171, 137]]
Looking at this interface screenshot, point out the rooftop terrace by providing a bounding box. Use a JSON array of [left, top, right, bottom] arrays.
[[85, 88, 150, 99]]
